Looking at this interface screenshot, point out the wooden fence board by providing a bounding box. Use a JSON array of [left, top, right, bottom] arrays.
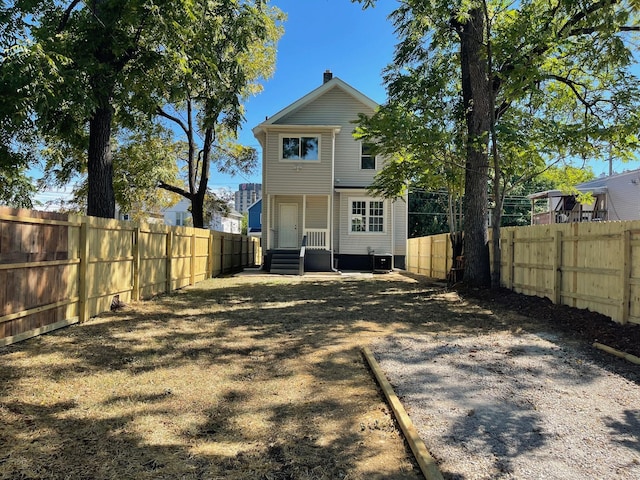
[[406, 233, 452, 280], [0, 208, 261, 346], [408, 220, 640, 325]]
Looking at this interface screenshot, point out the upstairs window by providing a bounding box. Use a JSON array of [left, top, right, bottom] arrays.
[[361, 142, 376, 170], [350, 198, 384, 233], [176, 211, 189, 227], [281, 136, 319, 161]]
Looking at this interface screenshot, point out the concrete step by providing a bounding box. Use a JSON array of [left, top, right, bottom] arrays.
[[270, 267, 300, 275]]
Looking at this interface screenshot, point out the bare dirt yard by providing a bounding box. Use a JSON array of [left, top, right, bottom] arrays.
[[1, 272, 639, 479]]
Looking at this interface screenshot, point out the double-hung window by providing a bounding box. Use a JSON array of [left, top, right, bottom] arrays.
[[360, 142, 376, 170], [350, 198, 384, 233], [281, 136, 319, 161], [176, 211, 189, 227]]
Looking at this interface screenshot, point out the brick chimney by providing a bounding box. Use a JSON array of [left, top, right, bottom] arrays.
[[323, 69, 333, 84]]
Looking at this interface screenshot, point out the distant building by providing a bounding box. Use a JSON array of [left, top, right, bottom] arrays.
[[234, 183, 262, 214], [163, 198, 193, 227]]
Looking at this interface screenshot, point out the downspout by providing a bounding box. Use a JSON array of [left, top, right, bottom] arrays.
[[390, 198, 395, 269], [267, 194, 271, 251], [330, 128, 339, 272]]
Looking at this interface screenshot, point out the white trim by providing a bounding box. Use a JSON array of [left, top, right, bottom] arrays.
[[348, 197, 386, 235]]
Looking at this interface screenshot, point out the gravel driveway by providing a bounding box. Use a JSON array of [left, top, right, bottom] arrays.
[[373, 330, 640, 479]]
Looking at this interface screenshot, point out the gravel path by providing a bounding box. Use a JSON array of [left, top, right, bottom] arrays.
[[373, 331, 640, 480]]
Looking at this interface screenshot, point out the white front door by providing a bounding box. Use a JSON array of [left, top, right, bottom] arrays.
[[278, 204, 298, 248]]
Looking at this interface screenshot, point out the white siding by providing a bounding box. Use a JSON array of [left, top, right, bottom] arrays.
[[606, 174, 640, 220], [337, 192, 392, 255], [393, 197, 408, 256], [263, 130, 333, 195], [305, 196, 329, 229], [278, 88, 377, 188]]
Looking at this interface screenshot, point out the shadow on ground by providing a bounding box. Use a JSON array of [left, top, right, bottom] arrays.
[[1, 272, 637, 479]]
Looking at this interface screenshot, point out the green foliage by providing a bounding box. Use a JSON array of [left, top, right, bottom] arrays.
[[241, 212, 248, 236], [0, 168, 35, 208], [1, 0, 283, 220], [356, 0, 640, 285], [111, 128, 183, 220]]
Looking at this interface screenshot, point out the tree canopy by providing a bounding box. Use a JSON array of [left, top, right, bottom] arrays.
[[2, 0, 283, 222], [356, 0, 640, 286]]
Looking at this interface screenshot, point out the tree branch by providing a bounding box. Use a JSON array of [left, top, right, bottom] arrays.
[[156, 107, 189, 137], [57, 0, 83, 33], [544, 74, 595, 112], [158, 181, 190, 199]]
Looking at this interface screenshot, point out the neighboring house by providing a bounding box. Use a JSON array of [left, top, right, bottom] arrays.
[[529, 169, 640, 224], [162, 198, 241, 233], [252, 71, 407, 273], [163, 198, 193, 227], [210, 208, 243, 234], [247, 198, 262, 238]]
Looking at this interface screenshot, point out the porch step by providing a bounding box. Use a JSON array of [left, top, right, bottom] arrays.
[[270, 250, 301, 275]]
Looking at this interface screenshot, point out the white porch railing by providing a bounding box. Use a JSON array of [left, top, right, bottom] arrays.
[[304, 229, 329, 250]]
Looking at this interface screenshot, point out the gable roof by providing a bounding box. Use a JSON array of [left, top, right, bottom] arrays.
[[252, 77, 378, 135], [528, 169, 640, 200], [576, 168, 640, 190]]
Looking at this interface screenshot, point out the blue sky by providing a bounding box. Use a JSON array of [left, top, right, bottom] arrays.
[[35, 0, 640, 202], [218, 0, 640, 191]]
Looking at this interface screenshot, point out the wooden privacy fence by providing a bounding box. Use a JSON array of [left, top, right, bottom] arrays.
[[0, 207, 261, 346], [406, 233, 453, 280], [407, 221, 640, 325], [501, 221, 640, 325]]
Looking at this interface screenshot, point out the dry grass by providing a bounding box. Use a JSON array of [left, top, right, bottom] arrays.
[[2, 272, 482, 480]]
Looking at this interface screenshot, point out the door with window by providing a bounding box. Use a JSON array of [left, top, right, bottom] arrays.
[[278, 204, 298, 248]]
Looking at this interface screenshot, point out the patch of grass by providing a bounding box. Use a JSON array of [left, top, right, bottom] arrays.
[[4, 274, 474, 479]]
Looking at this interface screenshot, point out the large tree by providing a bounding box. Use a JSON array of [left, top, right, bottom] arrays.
[[357, 0, 640, 287], [3, 0, 281, 220], [140, 0, 283, 228]]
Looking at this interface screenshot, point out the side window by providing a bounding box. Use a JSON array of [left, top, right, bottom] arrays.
[[361, 143, 376, 170], [349, 198, 384, 233], [176, 211, 189, 226]]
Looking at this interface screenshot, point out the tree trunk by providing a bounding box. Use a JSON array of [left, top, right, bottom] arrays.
[[190, 127, 214, 229], [191, 189, 206, 228], [491, 190, 504, 289], [459, 8, 491, 287], [87, 106, 116, 218]]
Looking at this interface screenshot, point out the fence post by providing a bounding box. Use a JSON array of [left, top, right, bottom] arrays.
[[552, 230, 562, 305], [220, 234, 225, 274], [429, 236, 434, 278], [166, 229, 173, 293], [132, 226, 140, 301], [208, 231, 214, 278], [190, 230, 196, 286], [620, 229, 631, 324], [506, 230, 514, 290], [78, 219, 90, 323]]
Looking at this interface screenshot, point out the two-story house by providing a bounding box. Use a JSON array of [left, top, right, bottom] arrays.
[[252, 71, 407, 274]]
